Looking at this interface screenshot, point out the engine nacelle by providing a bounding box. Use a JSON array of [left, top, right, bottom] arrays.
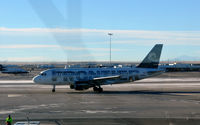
[[70, 82, 90, 90], [75, 85, 89, 90]]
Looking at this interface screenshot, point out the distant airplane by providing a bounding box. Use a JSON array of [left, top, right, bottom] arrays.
[[0, 65, 29, 74], [33, 44, 163, 92]]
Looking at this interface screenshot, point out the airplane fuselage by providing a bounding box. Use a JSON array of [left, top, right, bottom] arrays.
[[33, 67, 163, 86], [33, 44, 163, 92]]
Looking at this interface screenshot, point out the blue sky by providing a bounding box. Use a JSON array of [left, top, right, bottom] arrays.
[[0, 0, 200, 62]]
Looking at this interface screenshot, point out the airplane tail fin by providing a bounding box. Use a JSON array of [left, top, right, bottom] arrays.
[[137, 44, 163, 68]]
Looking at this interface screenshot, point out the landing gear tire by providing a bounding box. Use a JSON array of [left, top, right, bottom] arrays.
[[98, 87, 103, 93], [52, 85, 56, 92], [70, 84, 74, 89], [93, 87, 98, 92]]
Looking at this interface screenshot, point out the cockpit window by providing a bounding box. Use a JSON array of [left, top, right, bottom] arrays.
[[40, 73, 47, 76]]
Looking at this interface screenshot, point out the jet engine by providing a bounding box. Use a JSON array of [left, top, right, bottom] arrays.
[[70, 82, 90, 90]]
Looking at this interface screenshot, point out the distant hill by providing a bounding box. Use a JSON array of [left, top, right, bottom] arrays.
[[169, 55, 200, 61]]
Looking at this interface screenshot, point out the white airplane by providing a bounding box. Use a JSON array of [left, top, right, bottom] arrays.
[[33, 44, 163, 92]]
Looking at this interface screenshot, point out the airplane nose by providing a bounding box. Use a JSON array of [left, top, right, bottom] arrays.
[[33, 76, 40, 83]]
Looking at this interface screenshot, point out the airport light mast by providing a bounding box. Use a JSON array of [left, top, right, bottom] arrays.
[[108, 33, 113, 64]]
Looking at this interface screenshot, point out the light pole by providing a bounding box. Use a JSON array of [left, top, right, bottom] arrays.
[[108, 33, 113, 64]]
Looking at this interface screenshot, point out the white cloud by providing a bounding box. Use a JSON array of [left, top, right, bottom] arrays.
[[65, 53, 110, 62], [1, 27, 200, 62], [63, 46, 123, 51], [0, 44, 124, 52], [0, 27, 107, 33], [5, 56, 52, 62], [1, 27, 200, 45], [72, 53, 109, 58], [0, 44, 60, 49]]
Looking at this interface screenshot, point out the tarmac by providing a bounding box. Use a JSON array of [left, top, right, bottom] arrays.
[[1, 73, 200, 124]]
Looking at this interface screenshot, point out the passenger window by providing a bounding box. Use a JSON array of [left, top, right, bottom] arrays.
[[63, 77, 68, 81]]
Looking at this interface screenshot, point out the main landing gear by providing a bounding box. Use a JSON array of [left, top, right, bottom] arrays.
[[93, 86, 103, 93], [52, 85, 56, 92]]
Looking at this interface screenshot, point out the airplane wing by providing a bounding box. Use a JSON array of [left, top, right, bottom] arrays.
[[92, 75, 121, 85], [93, 75, 120, 80], [73, 75, 121, 90]]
